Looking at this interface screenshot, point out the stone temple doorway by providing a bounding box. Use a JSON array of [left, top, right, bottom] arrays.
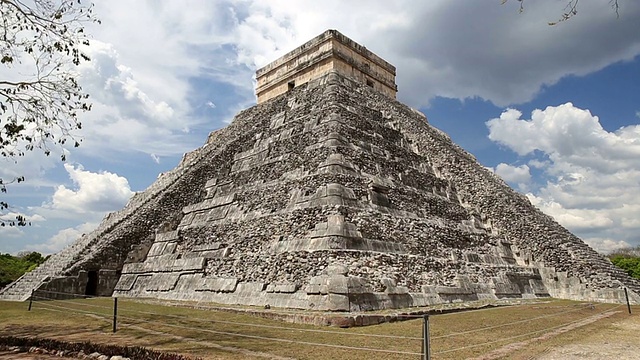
[[85, 270, 98, 296]]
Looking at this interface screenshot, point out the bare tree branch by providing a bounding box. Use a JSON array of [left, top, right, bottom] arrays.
[[1, 0, 98, 226], [502, 0, 621, 25]]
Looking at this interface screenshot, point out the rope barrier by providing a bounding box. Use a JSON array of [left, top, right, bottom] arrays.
[[31, 295, 114, 311], [32, 292, 422, 340], [34, 289, 100, 298], [33, 297, 422, 356], [124, 299, 603, 342], [117, 303, 423, 341], [29, 290, 613, 343], [33, 300, 111, 317], [392, 299, 569, 319], [430, 302, 605, 340], [392, 302, 519, 319], [27, 289, 626, 358], [433, 304, 623, 355], [107, 298, 602, 341], [113, 312, 423, 356], [34, 303, 92, 316]]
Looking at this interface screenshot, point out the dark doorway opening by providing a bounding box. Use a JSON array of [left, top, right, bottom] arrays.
[[85, 270, 98, 296], [288, 81, 295, 91]]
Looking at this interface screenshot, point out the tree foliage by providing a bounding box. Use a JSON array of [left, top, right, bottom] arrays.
[[0, 251, 49, 288], [503, 0, 620, 25], [608, 246, 640, 280], [1, 0, 98, 226]]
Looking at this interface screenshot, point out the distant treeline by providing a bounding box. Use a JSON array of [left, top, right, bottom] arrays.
[[608, 246, 640, 280], [0, 252, 49, 288]]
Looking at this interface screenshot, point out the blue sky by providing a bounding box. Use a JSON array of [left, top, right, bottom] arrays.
[[1, 0, 639, 254]]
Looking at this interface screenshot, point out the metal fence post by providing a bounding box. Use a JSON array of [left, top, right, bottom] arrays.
[[28, 289, 34, 311], [422, 314, 431, 360], [113, 297, 118, 333], [624, 288, 631, 314]]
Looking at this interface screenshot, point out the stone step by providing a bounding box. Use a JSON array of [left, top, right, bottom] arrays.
[[0, 233, 97, 300]]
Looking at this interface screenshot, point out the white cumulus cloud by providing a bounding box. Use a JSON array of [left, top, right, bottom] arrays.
[[74, 41, 202, 158], [200, 0, 640, 107], [0, 212, 45, 242], [487, 103, 640, 252], [27, 222, 98, 255], [584, 238, 632, 254], [0, 226, 24, 239], [494, 163, 531, 191], [43, 164, 134, 216], [83, 0, 640, 113]]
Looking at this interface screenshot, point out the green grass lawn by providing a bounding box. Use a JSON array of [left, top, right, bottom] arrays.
[[0, 298, 634, 359]]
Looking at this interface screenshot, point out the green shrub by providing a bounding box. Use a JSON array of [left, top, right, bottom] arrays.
[[608, 246, 640, 280], [609, 256, 640, 279], [0, 252, 47, 288]]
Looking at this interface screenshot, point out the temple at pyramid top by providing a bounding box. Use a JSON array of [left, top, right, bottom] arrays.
[[255, 29, 397, 103]]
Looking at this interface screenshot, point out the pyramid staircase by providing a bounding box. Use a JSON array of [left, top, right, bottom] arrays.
[[0, 130, 209, 301], [0, 233, 97, 301]]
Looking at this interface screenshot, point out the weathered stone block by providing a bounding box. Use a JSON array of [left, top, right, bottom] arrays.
[[193, 242, 221, 252], [266, 282, 299, 293], [147, 242, 177, 257], [324, 276, 347, 294], [305, 276, 326, 295], [114, 274, 137, 291], [204, 178, 218, 189], [155, 231, 179, 243], [146, 273, 180, 291], [381, 278, 409, 295], [310, 215, 363, 239], [235, 282, 266, 294], [326, 264, 348, 276], [172, 257, 205, 272], [122, 263, 145, 274], [435, 286, 474, 295], [183, 194, 236, 214], [269, 111, 286, 129], [326, 294, 350, 311], [198, 277, 238, 292]]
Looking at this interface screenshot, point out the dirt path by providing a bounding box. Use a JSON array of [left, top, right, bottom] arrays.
[[533, 312, 640, 360], [469, 310, 621, 360], [0, 351, 76, 360]]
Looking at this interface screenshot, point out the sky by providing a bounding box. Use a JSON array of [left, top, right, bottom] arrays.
[[1, 0, 639, 255]]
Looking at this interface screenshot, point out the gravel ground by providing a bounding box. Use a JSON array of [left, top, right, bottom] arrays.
[[534, 313, 640, 360], [0, 351, 76, 360]]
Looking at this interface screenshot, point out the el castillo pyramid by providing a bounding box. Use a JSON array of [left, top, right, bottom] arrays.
[[2, 30, 639, 310]]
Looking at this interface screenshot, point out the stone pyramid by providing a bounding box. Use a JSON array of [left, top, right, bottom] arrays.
[[2, 30, 638, 310]]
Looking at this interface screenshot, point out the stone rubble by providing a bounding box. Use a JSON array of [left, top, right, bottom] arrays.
[[0, 346, 130, 360]]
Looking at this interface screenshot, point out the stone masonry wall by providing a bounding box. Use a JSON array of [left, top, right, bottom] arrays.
[[113, 71, 639, 310]]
